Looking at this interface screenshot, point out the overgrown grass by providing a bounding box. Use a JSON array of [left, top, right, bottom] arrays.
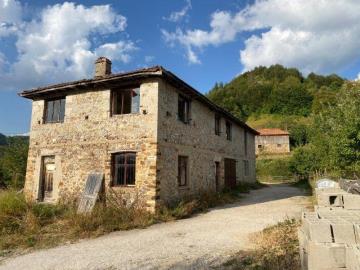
[[256, 157, 294, 183], [221, 219, 301, 270], [0, 182, 262, 256]]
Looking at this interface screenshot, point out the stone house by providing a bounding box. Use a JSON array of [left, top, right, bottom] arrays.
[[20, 57, 258, 211], [255, 128, 290, 154]]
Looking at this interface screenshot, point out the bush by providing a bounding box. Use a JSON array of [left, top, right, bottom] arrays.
[[256, 157, 293, 182], [0, 190, 27, 234]]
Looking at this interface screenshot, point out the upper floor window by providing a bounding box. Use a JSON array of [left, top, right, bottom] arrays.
[[215, 115, 221, 136], [111, 88, 140, 115], [178, 95, 190, 124], [111, 152, 136, 186], [226, 121, 232, 141], [44, 97, 66, 123]]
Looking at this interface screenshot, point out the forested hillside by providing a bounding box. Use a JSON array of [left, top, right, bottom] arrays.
[[0, 133, 29, 188], [207, 65, 359, 179], [207, 64, 344, 120]]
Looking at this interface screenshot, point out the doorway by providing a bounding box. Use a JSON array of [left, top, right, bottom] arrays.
[[215, 161, 220, 192], [39, 156, 55, 202], [224, 158, 236, 189]]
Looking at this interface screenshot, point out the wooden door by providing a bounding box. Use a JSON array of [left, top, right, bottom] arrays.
[[224, 158, 236, 189], [39, 156, 55, 202]]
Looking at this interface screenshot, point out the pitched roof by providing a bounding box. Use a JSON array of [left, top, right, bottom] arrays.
[[257, 128, 289, 136], [18, 65, 259, 135]]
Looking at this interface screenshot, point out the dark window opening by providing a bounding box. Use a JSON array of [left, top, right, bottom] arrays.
[[215, 161, 220, 191], [243, 160, 249, 176], [244, 130, 248, 156], [112, 88, 140, 115], [111, 152, 136, 186], [44, 98, 66, 123], [178, 95, 190, 123], [258, 145, 263, 149], [215, 115, 221, 136], [178, 156, 188, 186], [226, 121, 232, 141], [277, 144, 282, 147]]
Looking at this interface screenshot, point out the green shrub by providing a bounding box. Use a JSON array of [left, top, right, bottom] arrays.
[[256, 157, 293, 182], [0, 190, 27, 234]]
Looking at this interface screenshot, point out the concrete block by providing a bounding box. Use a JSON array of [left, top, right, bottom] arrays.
[[302, 217, 333, 243], [307, 241, 346, 270], [354, 224, 360, 244], [330, 221, 357, 244], [342, 194, 360, 210], [298, 229, 309, 270], [315, 188, 346, 207], [346, 245, 360, 270]]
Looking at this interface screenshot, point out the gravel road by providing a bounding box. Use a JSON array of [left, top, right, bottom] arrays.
[[0, 184, 310, 270]]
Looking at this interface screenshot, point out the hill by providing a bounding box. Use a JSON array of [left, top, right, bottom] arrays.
[[206, 64, 344, 121]]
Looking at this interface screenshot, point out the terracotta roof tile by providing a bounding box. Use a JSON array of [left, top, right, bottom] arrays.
[[257, 128, 289, 136]]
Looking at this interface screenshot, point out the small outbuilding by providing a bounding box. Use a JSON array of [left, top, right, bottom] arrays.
[[255, 128, 290, 154]]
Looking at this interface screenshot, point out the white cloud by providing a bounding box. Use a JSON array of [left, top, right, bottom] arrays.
[[0, 0, 22, 36], [0, 2, 137, 90], [144, 55, 155, 63], [163, 0, 360, 74], [163, 0, 192, 23]]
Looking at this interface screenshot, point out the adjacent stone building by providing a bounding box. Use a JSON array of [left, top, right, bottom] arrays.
[[20, 57, 258, 211], [255, 128, 290, 154]]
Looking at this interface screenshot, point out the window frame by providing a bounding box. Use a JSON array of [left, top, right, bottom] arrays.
[[178, 95, 191, 124], [43, 97, 66, 124], [215, 114, 221, 136], [178, 155, 188, 187], [244, 130, 248, 156], [226, 121, 232, 141], [111, 87, 140, 116], [243, 160, 249, 177], [111, 152, 136, 187]]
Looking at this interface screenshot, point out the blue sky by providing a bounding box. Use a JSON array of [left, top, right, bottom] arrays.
[[1, 0, 360, 135]]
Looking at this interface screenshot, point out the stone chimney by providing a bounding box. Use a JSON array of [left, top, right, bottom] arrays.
[[94, 57, 111, 77]]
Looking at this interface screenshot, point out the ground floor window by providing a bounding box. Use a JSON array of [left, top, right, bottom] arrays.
[[243, 160, 249, 176], [111, 152, 136, 186], [178, 156, 188, 186]]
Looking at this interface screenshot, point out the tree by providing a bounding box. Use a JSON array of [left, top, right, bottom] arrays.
[[314, 82, 360, 174], [268, 76, 313, 116], [0, 133, 7, 145], [0, 136, 29, 188]]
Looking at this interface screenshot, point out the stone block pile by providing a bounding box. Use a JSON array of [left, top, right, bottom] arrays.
[[299, 180, 360, 270]]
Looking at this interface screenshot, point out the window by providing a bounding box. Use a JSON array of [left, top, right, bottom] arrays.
[[215, 161, 220, 191], [178, 95, 190, 123], [178, 156, 188, 186], [243, 160, 249, 176], [111, 152, 136, 186], [226, 121, 232, 140], [112, 88, 140, 115], [44, 98, 66, 123], [244, 130, 248, 156], [215, 115, 221, 136]]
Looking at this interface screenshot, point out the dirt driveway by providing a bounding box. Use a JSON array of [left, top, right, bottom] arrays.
[[0, 184, 310, 270]]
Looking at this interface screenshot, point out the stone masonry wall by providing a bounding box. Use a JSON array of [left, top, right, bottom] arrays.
[[255, 135, 290, 154], [156, 79, 256, 204], [24, 80, 160, 210]]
